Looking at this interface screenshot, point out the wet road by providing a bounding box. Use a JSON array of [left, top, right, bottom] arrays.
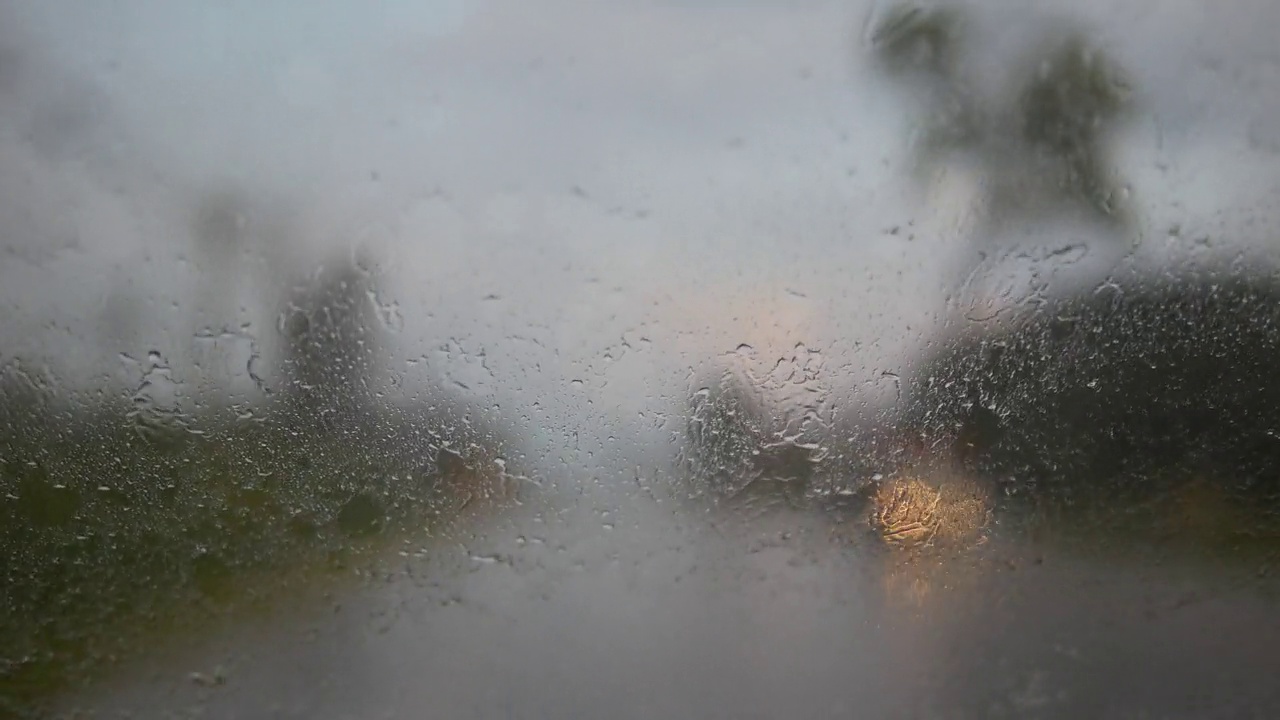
[[61, 479, 1280, 720]]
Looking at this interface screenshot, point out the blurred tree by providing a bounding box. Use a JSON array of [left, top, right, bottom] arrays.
[[867, 2, 975, 160], [684, 369, 821, 510], [191, 188, 252, 261], [189, 186, 298, 413], [868, 2, 1133, 229], [1015, 32, 1130, 219], [0, 360, 54, 449], [0, 43, 20, 96], [278, 250, 383, 433], [867, 5, 1280, 551], [188, 187, 258, 406], [904, 271, 1280, 539]]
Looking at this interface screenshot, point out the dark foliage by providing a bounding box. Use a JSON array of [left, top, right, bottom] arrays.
[[907, 272, 1280, 515]]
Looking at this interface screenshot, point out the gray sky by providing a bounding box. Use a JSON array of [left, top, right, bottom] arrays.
[[1, 0, 1278, 434]]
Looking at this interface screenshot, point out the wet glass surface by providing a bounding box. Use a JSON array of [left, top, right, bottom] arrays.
[[3, 1, 1280, 717]]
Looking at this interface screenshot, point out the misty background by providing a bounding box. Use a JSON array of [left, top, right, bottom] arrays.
[[4, 0, 1278, 431]]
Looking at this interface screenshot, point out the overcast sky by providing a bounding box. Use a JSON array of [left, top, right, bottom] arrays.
[[1, 0, 1279, 440]]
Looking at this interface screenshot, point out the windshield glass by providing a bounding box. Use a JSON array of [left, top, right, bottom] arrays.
[[4, 1, 1280, 718]]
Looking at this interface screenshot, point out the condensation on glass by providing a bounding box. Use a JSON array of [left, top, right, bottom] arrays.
[[2, 1, 1279, 718]]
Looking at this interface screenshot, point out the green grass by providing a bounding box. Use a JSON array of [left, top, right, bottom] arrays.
[[0, 400, 515, 718]]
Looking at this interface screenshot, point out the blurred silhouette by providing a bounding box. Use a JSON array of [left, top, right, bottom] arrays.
[[188, 186, 297, 408], [0, 230, 521, 715], [906, 271, 1280, 528], [869, 1, 1134, 308], [0, 44, 19, 96], [869, 2, 1131, 216], [683, 354, 851, 514], [867, 3, 972, 160], [869, 3, 1280, 548], [0, 360, 55, 449], [277, 250, 382, 433], [685, 371, 813, 510]]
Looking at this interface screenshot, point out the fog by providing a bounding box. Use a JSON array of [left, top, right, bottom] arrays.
[[5, 0, 1276, 416]]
